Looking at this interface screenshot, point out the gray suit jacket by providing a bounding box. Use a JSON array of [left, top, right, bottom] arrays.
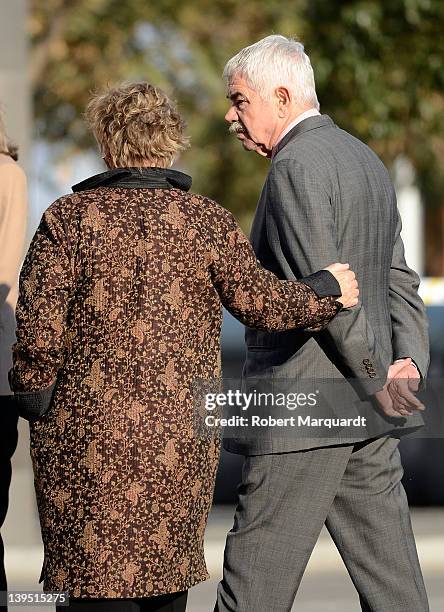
[[224, 114, 429, 454]]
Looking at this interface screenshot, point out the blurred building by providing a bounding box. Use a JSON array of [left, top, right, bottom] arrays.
[[0, 0, 31, 171]]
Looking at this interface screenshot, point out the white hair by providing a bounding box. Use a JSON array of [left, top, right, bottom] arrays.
[[223, 35, 319, 110]]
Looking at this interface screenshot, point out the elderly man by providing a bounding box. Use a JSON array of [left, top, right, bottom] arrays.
[[215, 35, 430, 612]]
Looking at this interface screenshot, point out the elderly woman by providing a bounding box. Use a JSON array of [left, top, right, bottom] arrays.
[[10, 82, 357, 612]]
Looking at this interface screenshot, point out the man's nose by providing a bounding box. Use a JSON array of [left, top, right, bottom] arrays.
[[225, 106, 237, 122]]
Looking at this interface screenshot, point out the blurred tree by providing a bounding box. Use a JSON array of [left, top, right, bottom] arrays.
[[30, 0, 444, 263], [302, 1, 444, 206]]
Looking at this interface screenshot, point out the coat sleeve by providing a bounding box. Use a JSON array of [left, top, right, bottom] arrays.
[[0, 162, 27, 394], [208, 207, 343, 333], [389, 208, 429, 378], [266, 159, 387, 396], [9, 206, 76, 417]]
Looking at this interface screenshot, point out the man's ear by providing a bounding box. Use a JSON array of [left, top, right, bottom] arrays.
[[276, 87, 291, 117]]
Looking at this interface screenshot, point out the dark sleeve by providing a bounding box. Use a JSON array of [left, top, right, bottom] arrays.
[[9, 207, 76, 419], [389, 208, 429, 378], [266, 159, 387, 396], [208, 208, 342, 333], [303, 269, 342, 298]]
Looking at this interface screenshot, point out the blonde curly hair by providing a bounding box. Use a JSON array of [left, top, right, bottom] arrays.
[[85, 82, 189, 168]]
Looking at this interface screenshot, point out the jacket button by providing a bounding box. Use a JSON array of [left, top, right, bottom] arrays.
[[369, 372, 377, 378], [363, 359, 370, 365]]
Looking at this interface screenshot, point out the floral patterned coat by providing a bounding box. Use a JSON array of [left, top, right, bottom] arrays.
[[10, 168, 341, 599]]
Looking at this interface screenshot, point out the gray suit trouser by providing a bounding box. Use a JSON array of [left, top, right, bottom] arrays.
[[214, 437, 429, 612]]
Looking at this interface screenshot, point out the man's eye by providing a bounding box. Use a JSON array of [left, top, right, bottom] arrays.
[[236, 100, 246, 109]]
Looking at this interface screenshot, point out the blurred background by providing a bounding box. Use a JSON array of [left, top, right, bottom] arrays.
[[1, 0, 443, 609]]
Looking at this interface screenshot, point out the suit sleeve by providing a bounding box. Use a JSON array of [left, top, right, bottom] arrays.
[[209, 208, 342, 333], [9, 207, 76, 417], [389, 208, 429, 378], [266, 159, 387, 396]]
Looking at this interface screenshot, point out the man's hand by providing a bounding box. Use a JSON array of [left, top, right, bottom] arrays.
[[389, 358, 421, 391], [323, 263, 359, 308], [375, 358, 425, 418], [387, 358, 423, 416]]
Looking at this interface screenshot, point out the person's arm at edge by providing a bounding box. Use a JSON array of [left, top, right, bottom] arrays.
[[389, 206, 429, 381], [0, 162, 28, 394]]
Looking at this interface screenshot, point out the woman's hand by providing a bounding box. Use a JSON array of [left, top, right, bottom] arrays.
[[323, 263, 359, 308]]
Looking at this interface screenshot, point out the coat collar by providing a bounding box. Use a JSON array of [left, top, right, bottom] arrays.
[[272, 114, 336, 157], [72, 167, 192, 193]]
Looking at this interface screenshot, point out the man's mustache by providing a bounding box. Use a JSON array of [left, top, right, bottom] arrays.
[[228, 121, 247, 135]]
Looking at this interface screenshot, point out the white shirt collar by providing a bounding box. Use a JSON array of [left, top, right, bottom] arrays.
[[272, 108, 321, 155]]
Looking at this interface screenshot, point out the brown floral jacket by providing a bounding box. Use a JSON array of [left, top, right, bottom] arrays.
[[10, 168, 341, 598]]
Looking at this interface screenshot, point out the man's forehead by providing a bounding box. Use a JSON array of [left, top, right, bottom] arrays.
[[226, 75, 250, 98]]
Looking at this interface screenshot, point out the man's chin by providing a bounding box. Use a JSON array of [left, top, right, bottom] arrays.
[[242, 140, 270, 157], [233, 132, 270, 157], [236, 134, 259, 150], [241, 138, 260, 152]]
